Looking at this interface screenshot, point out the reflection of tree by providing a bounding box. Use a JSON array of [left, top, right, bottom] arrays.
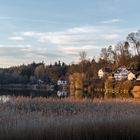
[[69, 73, 86, 90], [75, 90, 83, 99]]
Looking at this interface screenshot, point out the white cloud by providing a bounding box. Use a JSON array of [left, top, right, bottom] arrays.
[[8, 36, 24, 41], [20, 25, 124, 46], [60, 45, 98, 54], [67, 26, 99, 34], [21, 32, 43, 37], [0, 44, 31, 48], [0, 45, 33, 58], [101, 19, 121, 24], [101, 34, 120, 40], [3, 24, 133, 67], [0, 44, 63, 67], [40, 26, 122, 45], [39, 33, 96, 45]]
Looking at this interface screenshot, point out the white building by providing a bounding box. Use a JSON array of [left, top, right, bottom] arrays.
[[128, 72, 136, 81], [114, 67, 129, 81], [57, 80, 68, 86], [38, 79, 44, 84]]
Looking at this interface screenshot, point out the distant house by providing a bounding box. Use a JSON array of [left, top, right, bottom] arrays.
[[114, 67, 129, 81], [57, 80, 68, 86], [38, 79, 44, 84], [128, 72, 136, 81], [98, 68, 111, 79]]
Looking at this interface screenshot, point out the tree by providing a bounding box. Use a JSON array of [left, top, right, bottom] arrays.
[[127, 31, 140, 56], [19, 66, 32, 79], [100, 48, 110, 62], [114, 42, 131, 66], [79, 51, 87, 73], [30, 76, 37, 84], [34, 64, 45, 80], [79, 51, 87, 62], [100, 45, 117, 65]]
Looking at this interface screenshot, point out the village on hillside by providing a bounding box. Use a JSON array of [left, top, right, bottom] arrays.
[[56, 66, 140, 98]]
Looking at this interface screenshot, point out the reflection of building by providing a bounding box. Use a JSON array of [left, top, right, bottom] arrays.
[[57, 91, 68, 97]]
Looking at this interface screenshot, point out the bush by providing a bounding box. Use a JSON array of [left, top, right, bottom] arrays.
[[105, 79, 133, 98]]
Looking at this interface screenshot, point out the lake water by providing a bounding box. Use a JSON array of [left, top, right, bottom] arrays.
[[0, 90, 62, 103], [0, 89, 57, 97], [0, 89, 104, 102]]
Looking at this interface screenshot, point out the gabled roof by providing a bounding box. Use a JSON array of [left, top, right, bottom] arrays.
[[115, 67, 129, 73], [128, 70, 137, 75], [135, 72, 140, 78], [100, 67, 111, 73]]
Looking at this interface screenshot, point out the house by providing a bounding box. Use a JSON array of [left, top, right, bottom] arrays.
[[57, 80, 68, 86], [38, 79, 44, 84], [98, 68, 111, 79], [128, 72, 136, 81], [114, 67, 129, 81]]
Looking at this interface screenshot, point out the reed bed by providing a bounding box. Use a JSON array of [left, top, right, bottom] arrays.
[[0, 97, 140, 140]]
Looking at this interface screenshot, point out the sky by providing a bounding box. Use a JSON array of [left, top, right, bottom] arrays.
[[0, 0, 140, 67]]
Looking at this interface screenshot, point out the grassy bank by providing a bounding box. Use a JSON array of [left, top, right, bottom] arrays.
[[0, 97, 140, 140]]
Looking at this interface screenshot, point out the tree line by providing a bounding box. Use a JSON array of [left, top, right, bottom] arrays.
[[0, 30, 140, 85], [0, 61, 68, 84]]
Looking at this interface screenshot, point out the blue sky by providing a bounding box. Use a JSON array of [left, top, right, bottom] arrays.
[[0, 0, 140, 67]]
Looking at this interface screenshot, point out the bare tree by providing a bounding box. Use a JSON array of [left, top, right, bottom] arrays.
[[127, 31, 140, 56], [100, 46, 116, 64], [79, 51, 87, 62], [114, 41, 131, 66], [100, 48, 109, 62], [79, 51, 87, 73]]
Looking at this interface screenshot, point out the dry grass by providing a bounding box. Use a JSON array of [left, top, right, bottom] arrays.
[[0, 97, 140, 140]]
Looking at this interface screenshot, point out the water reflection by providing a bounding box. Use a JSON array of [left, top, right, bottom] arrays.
[[70, 89, 104, 98], [57, 91, 68, 97], [75, 90, 84, 98], [0, 89, 104, 98], [0, 95, 10, 103], [0, 89, 56, 98]]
